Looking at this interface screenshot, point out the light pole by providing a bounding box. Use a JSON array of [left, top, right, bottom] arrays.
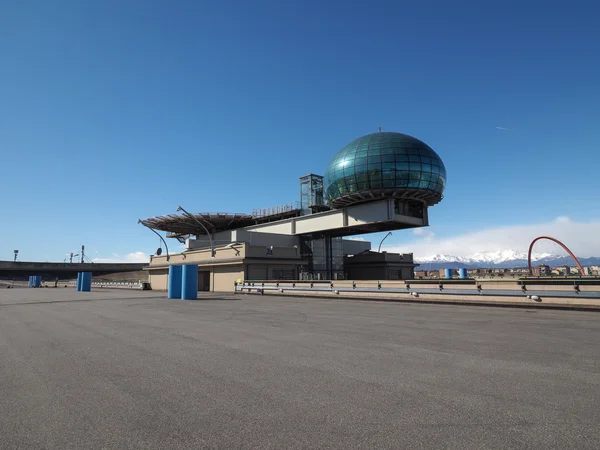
[[176, 206, 215, 257], [378, 232, 392, 253], [13, 250, 18, 262], [137, 219, 170, 261]]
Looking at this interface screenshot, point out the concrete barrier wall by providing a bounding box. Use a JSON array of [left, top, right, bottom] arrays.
[[236, 280, 600, 309]]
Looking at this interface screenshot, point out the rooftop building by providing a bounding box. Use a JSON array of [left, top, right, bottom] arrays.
[[141, 130, 447, 291]]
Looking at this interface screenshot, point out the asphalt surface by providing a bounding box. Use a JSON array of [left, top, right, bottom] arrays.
[[1, 289, 599, 449]]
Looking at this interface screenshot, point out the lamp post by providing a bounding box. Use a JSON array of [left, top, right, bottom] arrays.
[[377, 232, 392, 253], [176, 205, 215, 257], [13, 250, 18, 262], [137, 219, 170, 261]]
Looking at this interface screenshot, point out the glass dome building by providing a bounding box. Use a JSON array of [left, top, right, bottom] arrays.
[[324, 131, 446, 209]]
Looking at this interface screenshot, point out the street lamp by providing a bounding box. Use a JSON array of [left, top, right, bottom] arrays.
[[176, 205, 215, 257], [137, 219, 170, 261], [13, 250, 18, 262], [378, 232, 393, 253]]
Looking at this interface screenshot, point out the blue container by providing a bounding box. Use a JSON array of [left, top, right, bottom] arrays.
[[32, 276, 41, 288], [80, 272, 92, 292], [444, 268, 453, 279], [459, 268, 468, 279], [168, 265, 183, 299], [181, 265, 198, 300], [76, 272, 83, 291]]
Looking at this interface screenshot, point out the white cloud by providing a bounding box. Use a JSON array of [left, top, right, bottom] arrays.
[[413, 228, 435, 238], [495, 126, 513, 131], [383, 217, 600, 258], [346, 237, 367, 241], [92, 251, 149, 264]]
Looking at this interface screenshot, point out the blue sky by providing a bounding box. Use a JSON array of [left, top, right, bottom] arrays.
[[1, 0, 599, 262]]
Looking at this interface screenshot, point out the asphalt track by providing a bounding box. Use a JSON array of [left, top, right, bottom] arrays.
[[1, 289, 599, 449]]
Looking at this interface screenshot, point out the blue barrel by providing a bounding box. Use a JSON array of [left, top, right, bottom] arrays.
[[80, 272, 92, 292], [459, 268, 467, 279], [444, 268, 453, 279], [168, 265, 183, 299], [181, 265, 198, 300], [76, 272, 83, 291]]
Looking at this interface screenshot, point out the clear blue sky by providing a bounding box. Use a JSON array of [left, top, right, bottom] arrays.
[[1, 0, 599, 261]]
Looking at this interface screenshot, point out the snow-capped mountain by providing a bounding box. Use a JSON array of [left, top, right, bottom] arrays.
[[414, 250, 598, 269]]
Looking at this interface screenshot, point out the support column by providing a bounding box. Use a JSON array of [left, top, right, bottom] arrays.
[[325, 235, 333, 280], [168, 265, 182, 299], [182, 265, 198, 300]]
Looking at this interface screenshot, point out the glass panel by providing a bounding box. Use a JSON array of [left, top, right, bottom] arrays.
[[356, 172, 369, 183], [383, 178, 395, 188], [382, 169, 395, 179]]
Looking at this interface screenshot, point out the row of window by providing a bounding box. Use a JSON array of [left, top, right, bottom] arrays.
[[330, 155, 445, 168], [328, 170, 446, 183], [327, 176, 445, 195], [327, 163, 447, 179]]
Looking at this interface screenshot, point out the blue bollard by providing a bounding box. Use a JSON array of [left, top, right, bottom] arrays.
[[181, 265, 198, 300], [168, 265, 183, 299], [81, 272, 92, 292]]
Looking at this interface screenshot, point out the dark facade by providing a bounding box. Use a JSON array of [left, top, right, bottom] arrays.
[[344, 251, 417, 280]]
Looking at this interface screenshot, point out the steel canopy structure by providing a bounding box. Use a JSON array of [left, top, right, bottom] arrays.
[[140, 209, 302, 238]]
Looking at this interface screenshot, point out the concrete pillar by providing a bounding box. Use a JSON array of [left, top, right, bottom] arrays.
[[168, 265, 182, 299], [181, 264, 198, 300]]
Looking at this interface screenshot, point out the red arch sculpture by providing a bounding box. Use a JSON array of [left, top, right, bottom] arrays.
[[528, 236, 584, 276]]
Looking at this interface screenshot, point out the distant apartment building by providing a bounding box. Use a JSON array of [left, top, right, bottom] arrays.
[[534, 264, 551, 276]]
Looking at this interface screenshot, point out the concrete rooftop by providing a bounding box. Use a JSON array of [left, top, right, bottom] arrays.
[[1, 289, 599, 449]]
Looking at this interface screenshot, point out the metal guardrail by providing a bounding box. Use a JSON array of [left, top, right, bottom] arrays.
[[235, 282, 600, 300], [65, 281, 149, 290]]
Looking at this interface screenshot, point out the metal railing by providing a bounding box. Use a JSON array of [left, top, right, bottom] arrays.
[[235, 280, 600, 300]]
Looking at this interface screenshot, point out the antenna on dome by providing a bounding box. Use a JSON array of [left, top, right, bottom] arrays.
[[378, 126, 382, 132]]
